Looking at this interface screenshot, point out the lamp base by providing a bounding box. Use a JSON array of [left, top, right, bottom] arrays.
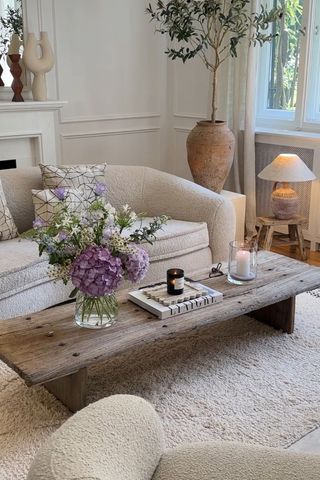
[[271, 182, 299, 220]]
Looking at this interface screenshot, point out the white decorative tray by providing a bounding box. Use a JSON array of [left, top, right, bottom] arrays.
[[128, 281, 223, 319]]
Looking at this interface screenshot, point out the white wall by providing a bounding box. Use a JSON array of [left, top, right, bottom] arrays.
[[166, 55, 215, 179], [39, 0, 168, 169]]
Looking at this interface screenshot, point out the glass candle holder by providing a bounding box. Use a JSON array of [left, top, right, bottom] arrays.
[[167, 268, 184, 295], [228, 240, 257, 285]]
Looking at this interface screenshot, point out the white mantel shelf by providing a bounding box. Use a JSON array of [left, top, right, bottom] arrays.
[[0, 100, 67, 165], [0, 100, 67, 112]]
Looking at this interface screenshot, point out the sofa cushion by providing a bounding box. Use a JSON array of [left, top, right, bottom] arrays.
[[129, 218, 209, 262], [0, 220, 209, 301], [0, 179, 18, 241], [0, 238, 48, 301], [40, 163, 107, 203], [32, 188, 88, 224]]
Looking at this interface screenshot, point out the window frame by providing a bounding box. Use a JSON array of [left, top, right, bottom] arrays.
[[256, 0, 320, 132]]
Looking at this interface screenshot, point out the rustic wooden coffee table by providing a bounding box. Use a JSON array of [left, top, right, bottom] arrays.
[[0, 251, 319, 412]]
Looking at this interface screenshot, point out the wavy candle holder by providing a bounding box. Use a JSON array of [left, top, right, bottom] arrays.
[[23, 32, 55, 101]]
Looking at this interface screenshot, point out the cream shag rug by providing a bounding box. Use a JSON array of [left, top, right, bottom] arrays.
[[1, 292, 320, 479]]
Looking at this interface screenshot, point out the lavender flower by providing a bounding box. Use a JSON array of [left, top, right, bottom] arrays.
[[94, 182, 107, 196], [58, 231, 69, 241], [33, 217, 46, 229], [70, 245, 123, 297], [53, 187, 66, 201], [123, 247, 149, 282]]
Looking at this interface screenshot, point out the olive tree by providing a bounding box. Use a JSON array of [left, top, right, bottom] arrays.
[[146, 0, 283, 122]]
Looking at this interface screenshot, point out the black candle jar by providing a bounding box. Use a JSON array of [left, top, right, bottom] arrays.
[[167, 268, 184, 295]]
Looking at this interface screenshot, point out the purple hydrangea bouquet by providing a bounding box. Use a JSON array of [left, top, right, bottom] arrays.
[[27, 184, 168, 328]]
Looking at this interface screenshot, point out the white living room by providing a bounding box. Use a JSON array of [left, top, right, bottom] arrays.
[[0, 0, 320, 479]]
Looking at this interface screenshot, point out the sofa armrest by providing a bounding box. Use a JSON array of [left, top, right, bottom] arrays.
[[142, 168, 236, 262], [153, 441, 320, 480], [27, 395, 164, 480]]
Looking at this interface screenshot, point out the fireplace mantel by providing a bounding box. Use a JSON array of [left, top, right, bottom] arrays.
[[0, 100, 66, 166], [0, 100, 66, 113]]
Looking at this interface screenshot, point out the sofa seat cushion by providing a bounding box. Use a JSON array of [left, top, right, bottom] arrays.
[[0, 219, 209, 301], [129, 218, 209, 262], [0, 238, 49, 301]]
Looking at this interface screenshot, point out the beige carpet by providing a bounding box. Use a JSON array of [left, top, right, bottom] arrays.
[[1, 292, 320, 479]]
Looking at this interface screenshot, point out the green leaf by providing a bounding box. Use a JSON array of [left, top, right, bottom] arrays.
[[69, 287, 79, 299]]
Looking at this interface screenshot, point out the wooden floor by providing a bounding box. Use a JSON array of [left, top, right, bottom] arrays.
[[271, 243, 320, 267]]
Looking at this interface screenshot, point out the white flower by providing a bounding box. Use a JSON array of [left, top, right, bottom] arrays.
[[122, 204, 130, 212], [130, 211, 137, 222], [105, 203, 116, 215], [70, 225, 81, 235]]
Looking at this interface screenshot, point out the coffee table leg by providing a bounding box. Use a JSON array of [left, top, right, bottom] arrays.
[[249, 296, 295, 334], [44, 367, 87, 412]]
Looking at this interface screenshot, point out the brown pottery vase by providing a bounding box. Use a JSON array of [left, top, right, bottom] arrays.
[[187, 120, 235, 193]]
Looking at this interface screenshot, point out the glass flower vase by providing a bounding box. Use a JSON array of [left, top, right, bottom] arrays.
[[75, 291, 118, 329]]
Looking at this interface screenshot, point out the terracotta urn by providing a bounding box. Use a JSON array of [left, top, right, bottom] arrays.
[[187, 120, 235, 193]]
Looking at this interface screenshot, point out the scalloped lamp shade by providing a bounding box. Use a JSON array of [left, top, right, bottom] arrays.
[[258, 154, 316, 220]]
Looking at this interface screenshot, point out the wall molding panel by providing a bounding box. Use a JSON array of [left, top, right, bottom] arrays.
[[59, 113, 161, 125], [61, 127, 161, 140], [174, 113, 207, 119]]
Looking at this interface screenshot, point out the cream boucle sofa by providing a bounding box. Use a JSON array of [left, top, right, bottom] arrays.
[[27, 394, 320, 480], [0, 165, 235, 320]]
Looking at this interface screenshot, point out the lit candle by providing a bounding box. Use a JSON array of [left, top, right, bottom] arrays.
[[235, 250, 251, 278], [167, 269, 184, 295]]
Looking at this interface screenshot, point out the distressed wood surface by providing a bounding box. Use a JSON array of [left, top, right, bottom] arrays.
[[249, 297, 296, 334], [0, 251, 319, 387], [44, 368, 87, 412], [256, 216, 308, 260]]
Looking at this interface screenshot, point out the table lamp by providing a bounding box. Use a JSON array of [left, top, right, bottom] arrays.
[[258, 153, 316, 220]]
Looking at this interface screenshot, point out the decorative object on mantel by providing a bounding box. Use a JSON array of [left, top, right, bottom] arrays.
[[0, 55, 4, 86], [228, 240, 257, 285], [24, 186, 168, 328], [23, 32, 54, 101], [146, 1, 283, 193], [7, 32, 22, 62], [9, 53, 23, 101], [258, 153, 316, 219], [1, 1, 24, 87]]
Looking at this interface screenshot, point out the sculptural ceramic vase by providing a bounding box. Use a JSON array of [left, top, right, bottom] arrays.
[[9, 54, 24, 102], [0, 55, 4, 87], [7, 33, 26, 85], [7, 33, 22, 66], [23, 32, 55, 101], [187, 121, 235, 193], [75, 291, 118, 329]]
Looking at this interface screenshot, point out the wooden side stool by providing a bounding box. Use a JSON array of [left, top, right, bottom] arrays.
[[256, 215, 308, 261]]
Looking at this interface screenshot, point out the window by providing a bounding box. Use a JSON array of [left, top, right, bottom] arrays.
[[256, 0, 320, 131]]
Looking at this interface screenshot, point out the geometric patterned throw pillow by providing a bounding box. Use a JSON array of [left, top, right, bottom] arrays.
[[39, 163, 107, 203], [32, 188, 88, 225], [0, 178, 18, 240]]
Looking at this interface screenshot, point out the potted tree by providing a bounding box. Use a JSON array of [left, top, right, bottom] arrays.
[[146, 0, 282, 192]]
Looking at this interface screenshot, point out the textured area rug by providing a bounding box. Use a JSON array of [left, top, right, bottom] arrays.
[[1, 292, 320, 479]]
